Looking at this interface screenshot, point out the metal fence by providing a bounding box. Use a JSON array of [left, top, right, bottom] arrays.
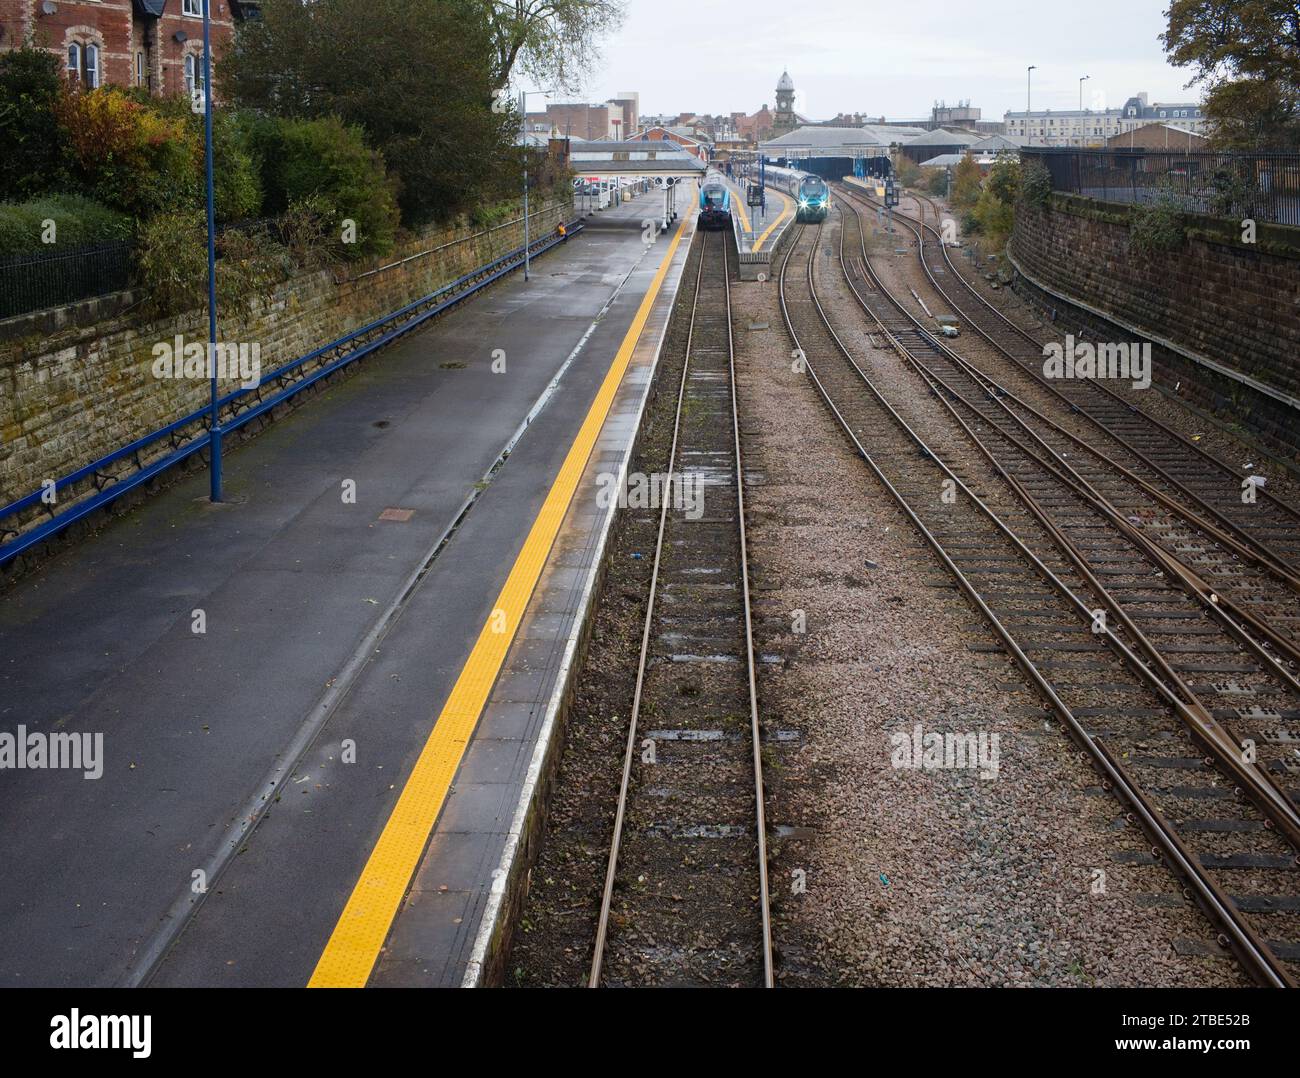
[[0, 240, 134, 320], [1023, 148, 1300, 227]]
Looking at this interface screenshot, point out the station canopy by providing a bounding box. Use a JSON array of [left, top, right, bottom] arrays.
[[568, 139, 707, 178], [759, 124, 928, 160]]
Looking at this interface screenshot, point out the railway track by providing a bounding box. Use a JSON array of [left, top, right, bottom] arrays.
[[832, 191, 1300, 817], [588, 228, 774, 987], [840, 180, 1300, 581], [778, 214, 1300, 986]]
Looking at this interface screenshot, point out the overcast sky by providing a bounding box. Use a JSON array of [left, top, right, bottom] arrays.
[[557, 0, 1199, 120]]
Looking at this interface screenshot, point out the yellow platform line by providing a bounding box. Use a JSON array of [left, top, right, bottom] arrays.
[[307, 211, 692, 989], [731, 187, 751, 233], [727, 182, 790, 253], [753, 188, 791, 252]]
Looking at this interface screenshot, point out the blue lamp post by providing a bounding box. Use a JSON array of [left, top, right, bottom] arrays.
[[202, 0, 221, 501]]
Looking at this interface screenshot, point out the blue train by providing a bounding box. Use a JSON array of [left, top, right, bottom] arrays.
[[698, 171, 732, 230], [764, 164, 832, 223]]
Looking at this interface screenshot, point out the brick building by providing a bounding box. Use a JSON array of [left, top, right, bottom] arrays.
[[0, 0, 257, 99]]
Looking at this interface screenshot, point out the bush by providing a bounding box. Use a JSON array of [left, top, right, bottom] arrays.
[[1019, 162, 1052, 207], [279, 196, 340, 269], [951, 156, 983, 214], [922, 168, 949, 197], [1129, 188, 1186, 255], [0, 194, 133, 256], [135, 210, 208, 314], [216, 225, 292, 305], [144, 95, 264, 223], [970, 186, 1014, 250], [253, 116, 398, 259], [894, 157, 922, 188], [57, 89, 202, 217], [0, 44, 71, 200]]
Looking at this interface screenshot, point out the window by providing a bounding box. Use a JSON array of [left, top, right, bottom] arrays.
[[183, 0, 203, 13], [67, 41, 100, 88], [185, 53, 206, 95], [135, 51, 146, 88]]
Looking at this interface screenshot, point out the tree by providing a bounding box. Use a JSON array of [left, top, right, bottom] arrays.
[[223, 0, 519, 226], [951, 156, 982, 214], [476, 0, 626, 90], [1162, 1, 1300, 148], [0, 44, 69, 200]]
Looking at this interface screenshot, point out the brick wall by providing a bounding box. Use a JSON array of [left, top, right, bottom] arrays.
[[0, 200, 570, 551], [1009, 192, 1300, 462], [1, 0, 236, 97]]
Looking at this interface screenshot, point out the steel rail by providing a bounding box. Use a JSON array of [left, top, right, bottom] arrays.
[[588, 229, 774, 987], [839, 181, 1300, 599], [833, 193, 1300, 848], [843, 181, 1300, 565], [839, 194, 1300, 682], [777, 219, 1295, 988]]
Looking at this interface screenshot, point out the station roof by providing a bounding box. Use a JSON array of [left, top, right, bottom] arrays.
[[568, 140, 707, 175], [969, 134, 1030, 152], [759, 124, 927, 157], [920, 153, 996, 167], [904, 127, 980, 146]]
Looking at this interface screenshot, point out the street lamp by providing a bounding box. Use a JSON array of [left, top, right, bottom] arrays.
[[1079, 74, 1090, 112], [518, 88, 555, 282], [1026, 65, 1036, 146]]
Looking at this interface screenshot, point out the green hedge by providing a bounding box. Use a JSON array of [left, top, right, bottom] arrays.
[[0, 194, 133, 257]]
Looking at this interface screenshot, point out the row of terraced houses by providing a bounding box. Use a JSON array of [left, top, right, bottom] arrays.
[[0, 0, 258, 98]]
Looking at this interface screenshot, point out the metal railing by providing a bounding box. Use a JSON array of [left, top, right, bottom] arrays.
[[0, 218, 585, 566], [0, 240, 134, 320], [1024, 148, 1300, 226]]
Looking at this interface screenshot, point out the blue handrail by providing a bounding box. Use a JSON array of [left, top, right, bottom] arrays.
[[0, 220, 583, 566]]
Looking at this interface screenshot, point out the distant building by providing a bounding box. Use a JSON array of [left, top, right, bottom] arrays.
[[735, 105, 776, 143], [760, 123, 927, 162], [931, 100, 981, 127], [630, 124, 711, 160], [608, 91, 639, 139], [1005, 92, 1207, 147], [773, 69, 797, 137], [528, 93, 641, 140], [1105, 123, 1210, 151], [0, 0, 257, 99], [899, 127, 980, 164]]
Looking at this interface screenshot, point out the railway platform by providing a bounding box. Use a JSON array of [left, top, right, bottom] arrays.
[[722, 175, 794, 280], [0, 187, 696, 987]]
